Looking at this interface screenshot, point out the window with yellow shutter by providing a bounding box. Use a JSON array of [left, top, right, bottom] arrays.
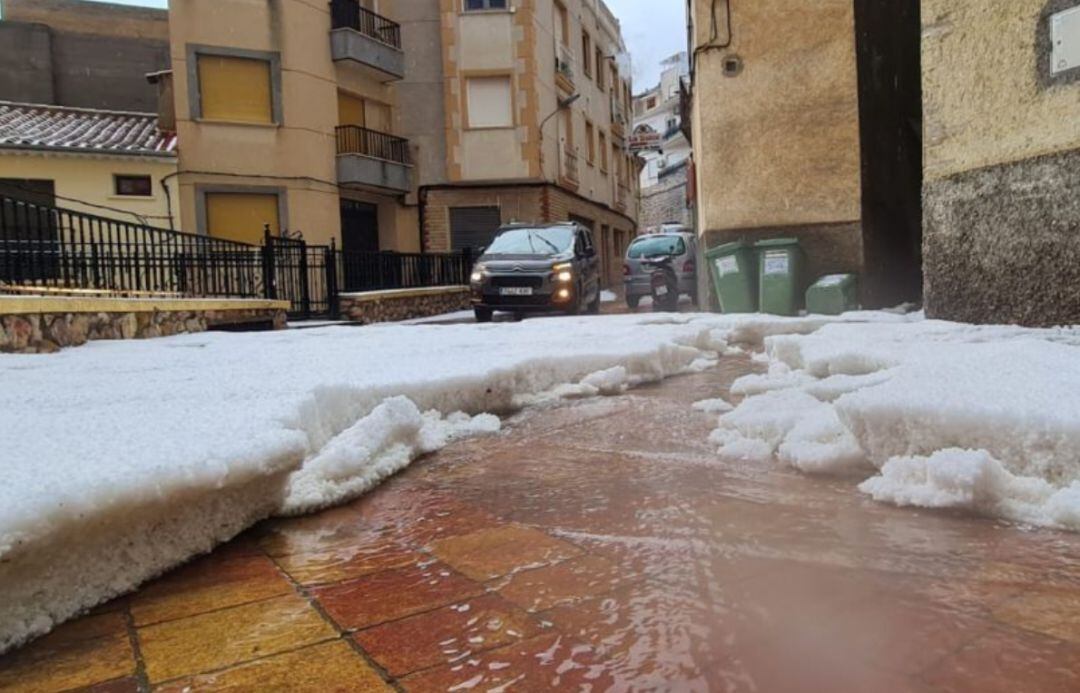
[[188, 46, 282, 125], [204, 192, 281, 245]]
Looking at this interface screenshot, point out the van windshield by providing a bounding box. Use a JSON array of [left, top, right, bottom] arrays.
[[628, 235, 686, 258], [485, 227, 575, 255]]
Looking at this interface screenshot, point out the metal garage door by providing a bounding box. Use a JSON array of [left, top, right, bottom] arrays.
[[450, 206, 501, 254]]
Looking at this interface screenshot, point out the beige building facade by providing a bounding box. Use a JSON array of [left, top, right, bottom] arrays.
[[922, 0, 1080, 326], [685, 0, 923, 308], [402, 0, 639, 288], [165, 0, 418, 254]]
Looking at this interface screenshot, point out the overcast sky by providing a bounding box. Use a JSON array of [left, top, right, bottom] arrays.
[[80, 0, 686, 91]]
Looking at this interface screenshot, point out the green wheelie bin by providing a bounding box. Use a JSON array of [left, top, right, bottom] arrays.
[[755, 238, 805, 316], [706, 241, 758, 313], [806, 274, 859, 315]]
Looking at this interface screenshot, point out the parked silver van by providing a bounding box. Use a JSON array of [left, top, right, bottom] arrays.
[[623, 229, 698, 309]]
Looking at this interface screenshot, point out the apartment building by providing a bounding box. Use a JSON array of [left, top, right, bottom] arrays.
[[632, 52, 692, 232], [404, 0, 639, 288], [164, 0, 417, 251], [685, 0, 922, 309]]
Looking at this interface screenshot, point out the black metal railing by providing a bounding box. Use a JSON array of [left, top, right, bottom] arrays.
[[0, 195, 264, 298], [1, 194, 474, 320], [336, 125, 411, 165], [330, 0, 402, 49], [337, 249, 473, 294]]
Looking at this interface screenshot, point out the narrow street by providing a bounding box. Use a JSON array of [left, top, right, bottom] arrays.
[[4, 356, 1080, 692]]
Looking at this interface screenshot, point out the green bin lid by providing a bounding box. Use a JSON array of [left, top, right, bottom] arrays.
[[754, 237, 801, 249], [706, 241, 751, 258]]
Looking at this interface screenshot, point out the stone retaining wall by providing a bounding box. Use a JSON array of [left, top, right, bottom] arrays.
[[340, 286, 471, 325], [0, 297, 288, 353]]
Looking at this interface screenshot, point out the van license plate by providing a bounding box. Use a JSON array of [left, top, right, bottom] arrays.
[[500, 287, 533, 296]]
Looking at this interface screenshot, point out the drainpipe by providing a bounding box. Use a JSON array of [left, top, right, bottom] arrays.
[[418, 185, 429, 253]]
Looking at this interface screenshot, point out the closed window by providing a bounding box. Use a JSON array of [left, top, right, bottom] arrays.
[[114, 175, 153, 197], [582, 32, 592, 77], [204, 192, 280, 245], [598, 131, 608, 171], [596, 47, 606, 89], [196, 53, 276, 124], [585, 120, 595, 164], [450, 206, 501, 253], [466, 76, 513, 128], [464, 0, 507, 9]]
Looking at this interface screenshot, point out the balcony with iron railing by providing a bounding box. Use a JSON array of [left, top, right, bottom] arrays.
[[610, 96, 628, 140], [329, 0, 405, 82], [615, 182, 631, 212], [560, 147, 580, 189], [555, 42, 576, 93], [335, 125, 412, 193]]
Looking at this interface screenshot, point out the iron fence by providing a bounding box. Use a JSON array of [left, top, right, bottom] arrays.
[[337, 249, 473, 294], [0, 194, 474, 320], [0, 195, 263, 298], [336, 125, 411, 165], [330, 0, 402, 49]]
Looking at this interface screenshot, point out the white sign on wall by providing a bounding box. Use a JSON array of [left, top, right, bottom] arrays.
[[1051, 6, 1080, 75]]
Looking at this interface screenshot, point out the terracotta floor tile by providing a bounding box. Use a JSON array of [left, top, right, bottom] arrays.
[[354, 593, 543, 677], [822, 590, 994, 675], [922, 626, 1080, 693], [154, 640, 390, 692], [130, 552, 293, 627], [494, 554, 633, 613], [400, 633, 614, 692], [257, 505, 390, 559], [275, 540, 424, 587], [75, 678, 142, 693], [0, 613, 134, 693], [138, 593, 337, 684], [429, 524, 582, 582], [993, 586, 1080, 644], [312, 562, 485, 631], [539, 581, 744, 688]]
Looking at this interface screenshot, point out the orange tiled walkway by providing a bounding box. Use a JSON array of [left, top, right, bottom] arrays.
[[4, 358, 1080, 691]]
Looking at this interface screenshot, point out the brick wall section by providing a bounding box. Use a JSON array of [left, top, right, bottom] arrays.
[[1, 307, 287, 354], [340, 287, 472, 325], [423, 183, 637, 288]]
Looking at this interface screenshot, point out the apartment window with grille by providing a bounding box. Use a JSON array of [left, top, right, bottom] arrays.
[[464, 0, 508, 10], [114, 175, 153, 197], [599, 131, 608, 172], [582, 31, 592, 78], [203, 191, 282, 245], [585, 120, 595, 165], [190, 47, 281, 125], [466, 76, 513, 128]]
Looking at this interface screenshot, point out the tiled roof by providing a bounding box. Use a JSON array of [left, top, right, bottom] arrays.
[[0, 102, 176, 157]]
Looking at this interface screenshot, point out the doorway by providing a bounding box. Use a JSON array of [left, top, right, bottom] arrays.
[[340, 199, 379, 254], [854, 0, 924, 307]]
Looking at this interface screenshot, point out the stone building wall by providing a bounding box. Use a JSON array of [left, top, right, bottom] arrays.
[[0, 298, 287, 354], [640, 164, 692, 231], [922, 0, 1080, 326], [340, 287, 471, 325]]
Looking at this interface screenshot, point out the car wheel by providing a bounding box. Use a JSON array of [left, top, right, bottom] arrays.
[[626, 295, 640, 310], [474, 307, 493, 323]]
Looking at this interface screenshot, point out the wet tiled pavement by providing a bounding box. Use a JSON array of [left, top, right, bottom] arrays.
[[5, 356, 1080, 691]]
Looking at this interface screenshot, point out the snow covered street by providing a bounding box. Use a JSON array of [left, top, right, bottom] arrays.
[[4, 354, 1080, 692], [4, 309, 1080, 660]]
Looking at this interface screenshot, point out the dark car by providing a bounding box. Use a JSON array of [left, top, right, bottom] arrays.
[[469, 222, 602, 322]]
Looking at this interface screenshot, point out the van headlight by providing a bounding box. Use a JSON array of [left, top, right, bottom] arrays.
[[553, 262, 573, 283], [470, 266, 486, 283]]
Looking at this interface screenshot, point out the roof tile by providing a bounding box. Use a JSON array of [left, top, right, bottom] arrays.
[[0, 101, 176, 157]]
